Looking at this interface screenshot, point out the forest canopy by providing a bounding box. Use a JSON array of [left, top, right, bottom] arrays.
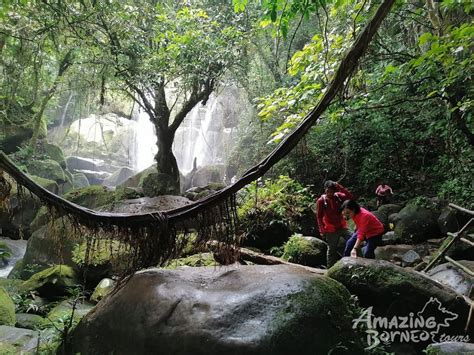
[[0, 0, 473, 207]]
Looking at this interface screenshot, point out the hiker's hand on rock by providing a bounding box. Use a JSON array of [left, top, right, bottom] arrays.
[[350, 249, 357, 258]]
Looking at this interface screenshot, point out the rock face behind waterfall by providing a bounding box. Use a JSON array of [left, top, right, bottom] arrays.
[[66, 265, 364, 355]]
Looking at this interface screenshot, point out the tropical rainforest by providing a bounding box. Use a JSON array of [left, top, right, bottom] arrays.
[[0, 0, 472, 354]]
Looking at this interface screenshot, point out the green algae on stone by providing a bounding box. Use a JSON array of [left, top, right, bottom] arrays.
[[164, 253, 217, 269], [281, 234, 327, 267], [63, 185, 116, 209], [27, 159, 66, 184], [0, 288, 15, 326], [19, 265, 78, 297]]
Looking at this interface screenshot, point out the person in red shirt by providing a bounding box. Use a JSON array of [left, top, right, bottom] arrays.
[[316, 180, 353, 267], [341, 200, 385, 259]]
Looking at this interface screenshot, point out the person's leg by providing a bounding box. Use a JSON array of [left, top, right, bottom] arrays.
[[362, 236, 381, 259], [343, 232, 358, 257], [325, 232, 341, 268]]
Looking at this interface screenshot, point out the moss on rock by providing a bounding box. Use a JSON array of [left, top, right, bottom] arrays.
[[42, 142, 66, 169], [90, 278, 115, 303], [164, 253, 217, 269], [282, 235, 327, 267], [0, 288, 15, 326], [19, 265, 78, 298], [63, 185, 115, 209], [27, 159, 66, 184], [29, 175, 59, 194]]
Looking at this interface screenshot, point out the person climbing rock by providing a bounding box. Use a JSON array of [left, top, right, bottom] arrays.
[[316, 180, 353, 268], [375, 182, 393, 207], [341, 200, 385, 259]]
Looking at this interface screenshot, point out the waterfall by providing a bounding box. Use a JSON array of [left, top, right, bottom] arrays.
[[133, 108, 157, 171]]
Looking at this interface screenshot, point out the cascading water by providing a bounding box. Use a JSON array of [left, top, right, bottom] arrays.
[[133, 108, 158, 172]]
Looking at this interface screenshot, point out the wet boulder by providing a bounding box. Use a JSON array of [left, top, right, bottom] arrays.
[[90, 278, 115, 304], [66, 156, 104, 172], [119, 164, 157, 188], [427, 261, 474, 296], [425, 341, 474, 354], [377, 204, 403, 217], [327, 258, 471, 348], [190, 164, 226, 188], [66, 265, 364, 355], [71, 173, 90, 189], [0, 326, 39, 353], [19, 265, 78, 299], [26, 159, 66, 184], [15, 313, 45, 330], [393, 204, 441, 243], [437, 207, 460, 235], [281, 235, 327, 267], [401, 249, 422, 267], [102, 167, 135, 187]]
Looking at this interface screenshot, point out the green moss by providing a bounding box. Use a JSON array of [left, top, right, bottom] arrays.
[[142, 172, 179, 196], [90, 278, 115, 303], [72, 240, 129, 271], [164, 253, 217, 269], [27, 159, 66, 184], [19, 265, 78, 294], [41, 299, 93, 330], [114, 186, 142, 202], [29, 175, 59, 194], [42, 143, 66, 168], [63, 185, 115, 209], [281, 234, 326, 266], [269, 275, 363, 354], [0, 287, 15, 326], [0, 342, 17, 355], [0, 279, 23, 296]]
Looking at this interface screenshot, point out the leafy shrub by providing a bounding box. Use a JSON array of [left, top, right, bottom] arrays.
[[238, 175, 314, 231]]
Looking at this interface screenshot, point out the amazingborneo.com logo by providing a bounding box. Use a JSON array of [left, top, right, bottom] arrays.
[[352, 297, 470, 350]]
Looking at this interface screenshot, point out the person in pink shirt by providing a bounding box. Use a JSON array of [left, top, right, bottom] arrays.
[[341, 200, 385, 259], [375, 182, 393, 207]]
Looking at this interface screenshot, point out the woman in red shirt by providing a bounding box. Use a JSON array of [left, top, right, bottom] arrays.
[[341, 200, 385, 259]]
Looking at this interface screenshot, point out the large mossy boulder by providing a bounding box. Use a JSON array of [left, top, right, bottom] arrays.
[[119, 164, 157, 188], [142, 172, 180, 196], [327, 258, 471, 350], [377, 204, 403, 217], [26, 159, 66, 184], [41, 142, 66, 169], [15, 313, 45, 330], [19, 265, 78, 299], [282, 235, 327, 267], [393, 204, 441, 243], [0, 288, 15, 326], [63, 185, 116, 209], [20, 221, 79, 279], [66, 265, 364, 355], [72, 240, 129, 287], [0, 125, 33, 154]]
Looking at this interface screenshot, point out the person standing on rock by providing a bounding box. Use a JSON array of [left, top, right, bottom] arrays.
[[341, 200, 385, 259], [316, 180, 353, 268], [375, 182, 393, 207]]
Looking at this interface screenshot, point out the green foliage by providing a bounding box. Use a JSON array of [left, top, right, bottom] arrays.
[[238, 175, 314, 230], [253, 1, 473, 205], [282, 234, 312, 262]]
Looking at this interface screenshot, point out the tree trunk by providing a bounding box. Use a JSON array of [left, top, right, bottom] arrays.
[[155, 125, 180, 193]]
